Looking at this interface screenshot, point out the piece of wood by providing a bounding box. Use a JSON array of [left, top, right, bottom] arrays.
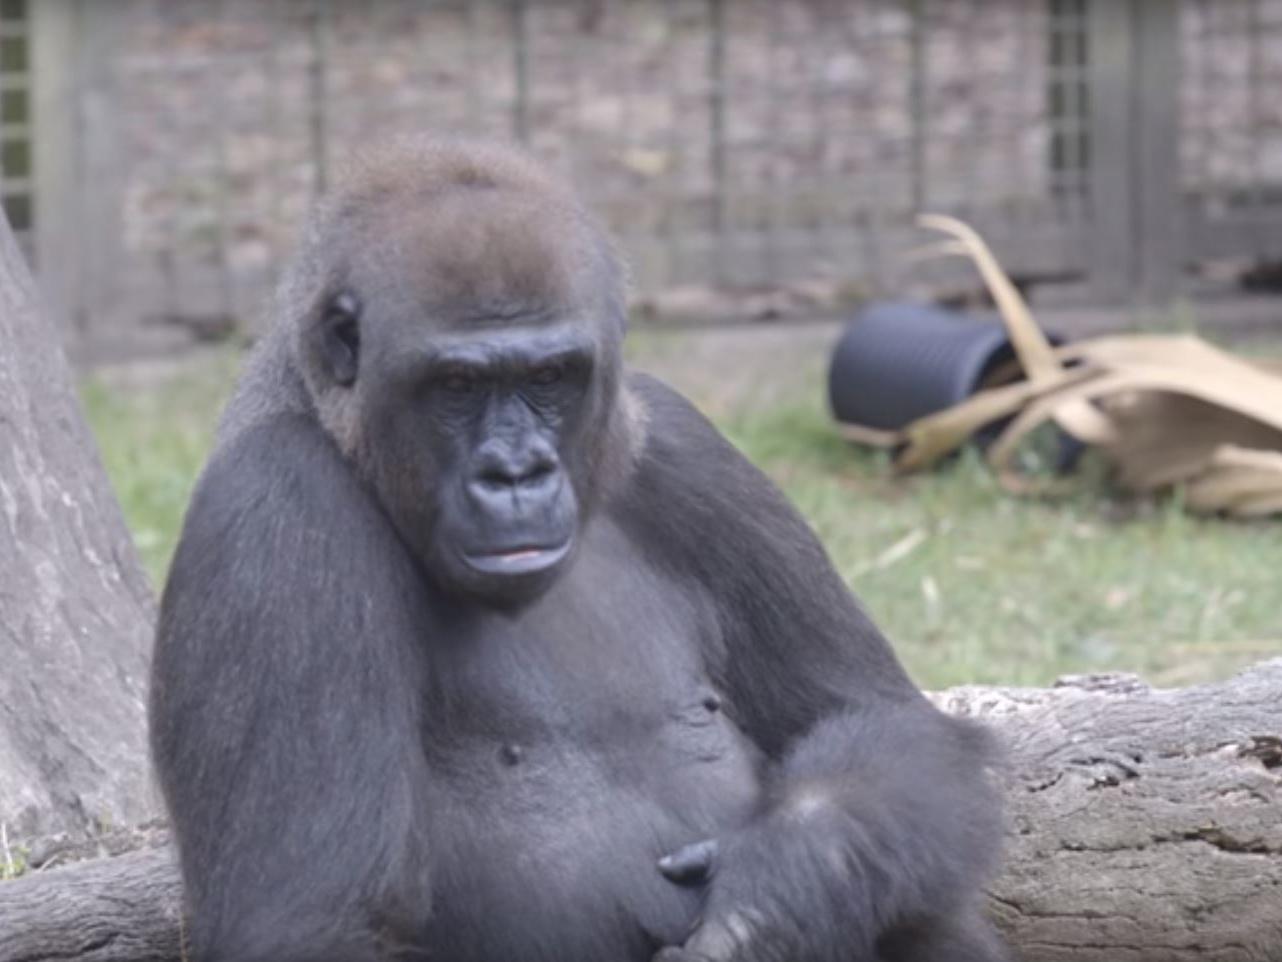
[[1085, 0, 1130, 304], [0, 202, 157, 844], [935, 657, 1282, 961], [2, 660, 1279, 961], [0, 846, 180, 962], [1131, 0, 1182, 305], [31, 0, 82, 342]]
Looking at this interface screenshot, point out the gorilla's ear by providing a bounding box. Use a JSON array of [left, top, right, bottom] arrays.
[[317, 292, 361, 387]]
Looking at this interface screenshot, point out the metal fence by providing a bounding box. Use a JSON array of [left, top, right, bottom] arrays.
[[2, 0, 1281, 360]]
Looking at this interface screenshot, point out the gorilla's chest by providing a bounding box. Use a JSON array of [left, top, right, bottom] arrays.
[[417, 531, 764, 959]]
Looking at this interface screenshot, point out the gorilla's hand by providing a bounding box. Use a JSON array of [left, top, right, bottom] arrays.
[[652, 803, 876, 962]]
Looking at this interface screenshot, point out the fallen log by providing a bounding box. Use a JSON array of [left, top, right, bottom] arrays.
[[2, 659, 1279, 962], [0, 846, 179, 962], [935, 658, 1282, 961]]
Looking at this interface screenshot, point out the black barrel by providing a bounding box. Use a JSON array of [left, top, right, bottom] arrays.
[[828, 301, 1029, 432]]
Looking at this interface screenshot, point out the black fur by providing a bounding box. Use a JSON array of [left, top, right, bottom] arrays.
[[149, 138, 1007, 962]]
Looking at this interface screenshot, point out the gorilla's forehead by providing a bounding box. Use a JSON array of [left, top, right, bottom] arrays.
[[338, 186, 607, 326], [379, 323, 599, 379]]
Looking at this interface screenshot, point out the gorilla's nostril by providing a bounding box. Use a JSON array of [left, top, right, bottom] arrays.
[[475, 461, 555, 491], [476, 468, 515, 490], [523, 461, 556, 485]]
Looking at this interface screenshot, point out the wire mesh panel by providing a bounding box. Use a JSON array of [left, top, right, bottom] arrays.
[[0, 0, 32, 260], [1181, 0, 1282, 263], [106, 0, 322, 340], [1047, 0, 1088, 220], [14, 0, 1282, 358]]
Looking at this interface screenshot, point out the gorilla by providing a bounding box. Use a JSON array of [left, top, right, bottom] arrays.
[[149, 138, 1007, 962]]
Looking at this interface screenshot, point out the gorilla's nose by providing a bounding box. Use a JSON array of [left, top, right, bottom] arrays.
[[468, 439, 561, 509]]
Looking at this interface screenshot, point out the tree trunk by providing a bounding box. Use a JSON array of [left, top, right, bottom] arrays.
[[1, 659, 1279, 962], [0, 210, 157, 846]]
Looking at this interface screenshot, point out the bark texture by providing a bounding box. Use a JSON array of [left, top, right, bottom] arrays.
[[0, 210, 158, 845], [1, 659, 1278, 961], [0, 847, 178, 962], [934, 657, 1282, 961]]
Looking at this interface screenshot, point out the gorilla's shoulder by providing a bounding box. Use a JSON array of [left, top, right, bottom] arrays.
[[205, 413, 338, 491], [214, 329, 313, 447], [624, 369, 739, 467], [190, 412, 381, 546], [616, 369, 792, 542]]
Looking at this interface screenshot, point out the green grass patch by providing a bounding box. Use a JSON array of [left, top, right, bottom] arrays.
[[0, 833, 26, 880], [82, 333, 1282, 690], [718, 395, 1281, 689], [81, 351, 241, 584]]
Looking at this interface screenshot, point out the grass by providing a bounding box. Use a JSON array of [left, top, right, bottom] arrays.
[[717, 398, 1281, 689], [0, 823, 26, 880], [80, 350, 242, 582], [81, 328, 1282, 691]]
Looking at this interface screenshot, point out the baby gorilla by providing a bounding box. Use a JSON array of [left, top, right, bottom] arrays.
[[149, 138, 1008, 962]]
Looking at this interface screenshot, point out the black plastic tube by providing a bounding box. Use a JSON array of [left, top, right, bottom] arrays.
[[828, 301, 1029, 431]]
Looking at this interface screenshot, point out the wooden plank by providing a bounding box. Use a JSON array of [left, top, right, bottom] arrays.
[[1085, 0, 1136, 303], [510, 0, 529, 143], [1132, 0, 1182, 303], [75, 0, 128, 342], [30, 0, 80, 340], [706, 0, 726, 286], [307, 0, 331, 194], [907, 0, 926, 214]]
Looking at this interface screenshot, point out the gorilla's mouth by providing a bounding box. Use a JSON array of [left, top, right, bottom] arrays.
[[462, 539, 573, 577]]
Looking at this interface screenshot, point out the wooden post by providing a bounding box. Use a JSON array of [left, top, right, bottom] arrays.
[[308, 0, 331, 195], [30, 0, 81, 342], [1086, 0, 1182, 306], [1131, 0, 1181, 305], [706, 0, 726, 284], [1085, 0, 1135, 304], [72, 1, 130, 351], [907, 0, 926, 215], [510, 0, 530, 144]]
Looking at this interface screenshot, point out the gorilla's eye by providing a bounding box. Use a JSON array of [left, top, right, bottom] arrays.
[[320, 292, 361, 387], [530, 363, 564, 387], [441, 370, 478, 394]]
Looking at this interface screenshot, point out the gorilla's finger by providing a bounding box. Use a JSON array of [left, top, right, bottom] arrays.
[[683, 909, 761, 961], [657, 838, 719, 884]]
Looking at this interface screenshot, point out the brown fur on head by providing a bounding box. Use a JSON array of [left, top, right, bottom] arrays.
[[276, 137, 626, 448], [276, 135, 639, 485], [329, 140, 592, 312]]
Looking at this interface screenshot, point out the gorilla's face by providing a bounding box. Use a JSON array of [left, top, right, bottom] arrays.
[[301, 186, 624, 607], [379, 318, 593, 604]]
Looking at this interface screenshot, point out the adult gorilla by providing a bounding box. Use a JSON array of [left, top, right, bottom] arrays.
[[150, 139, 1007, 962]]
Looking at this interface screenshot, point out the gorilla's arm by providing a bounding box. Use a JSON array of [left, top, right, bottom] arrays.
[[149, 415, 431, 962], [625, 376, 1004, 961]]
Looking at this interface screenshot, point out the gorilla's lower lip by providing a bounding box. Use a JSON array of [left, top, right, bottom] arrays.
[[463, 539, 572, 576]]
